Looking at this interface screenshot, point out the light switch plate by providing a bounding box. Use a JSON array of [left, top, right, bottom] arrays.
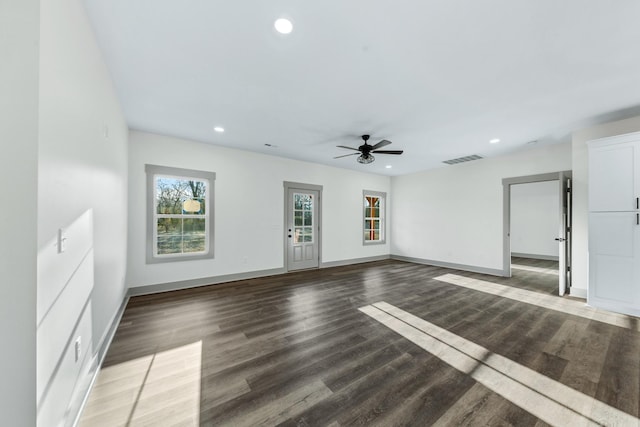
[[57, 229, 67, 253], [74, 336, 81, 362]]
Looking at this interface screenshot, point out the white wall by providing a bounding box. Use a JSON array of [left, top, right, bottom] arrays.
[[36, 0, 128, 425], [0, 0, 39, 425], [127, 131, 391, 288], [510, 181, 559, 259], [391, 142, 571, 273], [571, 115, 640, 295]]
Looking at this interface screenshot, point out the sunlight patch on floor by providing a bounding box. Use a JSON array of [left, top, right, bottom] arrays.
[[434, 273, 640, 331], [359, 302, 640, 427], [79, 341, 202, 427], [511, 263, 559, 276]]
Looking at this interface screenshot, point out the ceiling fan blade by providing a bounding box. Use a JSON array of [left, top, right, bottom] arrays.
[[334, 153, 360, 159], [336, 145, 360, 151], [372, 150, 404, 155], [370, 139, 392, 150]]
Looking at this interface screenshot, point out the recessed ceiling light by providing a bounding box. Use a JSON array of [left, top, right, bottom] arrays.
[[489, 138, 500, 144], [214, 127, 224, 133], [385, 165, 392, 169], [274, 18, 293, 34]]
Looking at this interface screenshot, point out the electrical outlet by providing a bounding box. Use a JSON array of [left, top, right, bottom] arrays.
[[74, 336, 81, 362]]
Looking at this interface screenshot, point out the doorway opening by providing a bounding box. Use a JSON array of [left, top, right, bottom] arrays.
[[502, 171, 572, 296]]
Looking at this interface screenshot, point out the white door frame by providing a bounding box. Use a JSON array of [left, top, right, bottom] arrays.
[[502, 171, 572, 294], [283, 181, 323, 272]]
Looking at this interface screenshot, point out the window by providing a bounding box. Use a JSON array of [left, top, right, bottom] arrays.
[[146, 165, 215, 263], [293, 193, 314, 243], [363, 190, 386, 245]]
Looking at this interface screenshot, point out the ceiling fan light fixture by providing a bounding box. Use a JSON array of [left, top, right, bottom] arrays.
[[357, 154, 375, 164]]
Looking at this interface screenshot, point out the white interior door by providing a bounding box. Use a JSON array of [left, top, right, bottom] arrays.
[[286, 188, 320, 271], [557, 174, 571, 296]]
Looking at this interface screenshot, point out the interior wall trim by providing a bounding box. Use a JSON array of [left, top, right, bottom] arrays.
[[321, 254, 390, 268], [570, 287, 587, 299], [391, 254, 506, 277], [71, 291, 130, 427], [511, 252, 560, 261], [128, 267, 287, 296]]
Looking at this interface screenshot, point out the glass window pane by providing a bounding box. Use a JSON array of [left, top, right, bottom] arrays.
[[157, 177, 207, 215], [294, 228, 303, 243], [157, 218, 182, 254], [157, 218, 180, 235], [183, 217, 206, 254], [294, 194, 303, 210], [303, 235, 313, 242], [304, 211, 312, 226], [303, 227, 313, 235], [183, 234, 205, 252], [157, 236, 182, 254], [363, 193, 384, 243], [304, 195, 313, 211], [295, 211, 303, 226], [183, 197, 205, 215]]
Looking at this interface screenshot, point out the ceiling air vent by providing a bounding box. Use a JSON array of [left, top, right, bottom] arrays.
[[443, 154, 483, 165]]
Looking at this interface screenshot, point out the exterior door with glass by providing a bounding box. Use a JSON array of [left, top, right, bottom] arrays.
[[286, 185, 320, 271]]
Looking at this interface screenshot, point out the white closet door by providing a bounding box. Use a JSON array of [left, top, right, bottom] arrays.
[[588, 142, 637, 212], [589, 211, 640, 314]]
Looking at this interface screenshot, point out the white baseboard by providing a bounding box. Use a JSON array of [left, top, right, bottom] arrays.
[[321, 255, 391, 268], [391, 255, 505, 277], [511, 252, 559, 261]]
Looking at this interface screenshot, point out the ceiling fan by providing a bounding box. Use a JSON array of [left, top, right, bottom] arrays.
[[334, 134, 403, 164]]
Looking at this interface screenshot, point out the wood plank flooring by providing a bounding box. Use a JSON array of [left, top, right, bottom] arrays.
[[79, 258, 640, 426]]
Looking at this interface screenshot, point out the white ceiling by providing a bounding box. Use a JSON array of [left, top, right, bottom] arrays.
[[84, 0, 640, 176]]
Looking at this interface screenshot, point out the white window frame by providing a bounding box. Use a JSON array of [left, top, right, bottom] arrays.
[[146, 164, 215, 264], [363, 190, 386, 245]]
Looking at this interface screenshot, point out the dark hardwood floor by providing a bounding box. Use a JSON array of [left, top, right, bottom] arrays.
[[79, 258, 640, 426]]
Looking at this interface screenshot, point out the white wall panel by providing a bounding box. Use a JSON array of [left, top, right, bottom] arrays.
[[391, 143, 571, 272], [0, 0, 39, 424], [36, 0, 128, 425], [37, 210, 93, 324], [37, 248, 94, 403], [37, 304, 93, 427], [127, 131, 391, 288]]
